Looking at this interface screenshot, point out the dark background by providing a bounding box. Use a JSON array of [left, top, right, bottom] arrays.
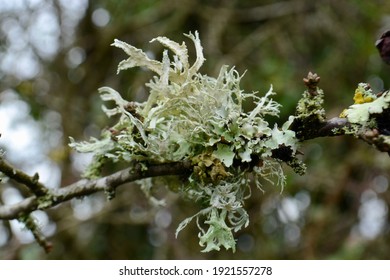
[[1, 0, 390, 259]]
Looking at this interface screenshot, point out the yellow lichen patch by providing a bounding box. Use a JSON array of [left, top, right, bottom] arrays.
[[340, 83, 376, 118], [353, 89, 374, 104]]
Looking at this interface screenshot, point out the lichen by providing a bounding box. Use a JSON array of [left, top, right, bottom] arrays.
[[343, 90, 390, 124], [69, 31, 304, 252], [340, 83, 379, 119], [291, 85, 326, 141]]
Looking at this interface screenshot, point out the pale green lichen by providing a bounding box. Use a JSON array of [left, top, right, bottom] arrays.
[[70, 31, 303, 252], [291, 85, 326, 141], [295, 88, 326, 122], [338, 84, 390, 141], [343, 90, 390, 124]]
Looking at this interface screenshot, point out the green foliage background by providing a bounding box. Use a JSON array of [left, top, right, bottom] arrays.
[[1, 0, 390, 259]]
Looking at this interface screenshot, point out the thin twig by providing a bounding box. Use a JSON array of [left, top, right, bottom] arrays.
[[0, 159, 48, 196]]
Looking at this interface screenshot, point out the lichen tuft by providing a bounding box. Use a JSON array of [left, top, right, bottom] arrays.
[[69, 31, 304, 252]]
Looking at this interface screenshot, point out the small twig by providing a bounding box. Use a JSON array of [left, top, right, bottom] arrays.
[[358, 128, 390, 154], [290, 72, 327, 140], [0, 159, 48, 197], [18, 215, 53, 253]]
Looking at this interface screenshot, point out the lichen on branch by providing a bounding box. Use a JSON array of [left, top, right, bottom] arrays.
[[339, 83, 390, 152], [69, 31, 304, 252]]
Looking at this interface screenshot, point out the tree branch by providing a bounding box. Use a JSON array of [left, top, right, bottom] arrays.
[[2, 70, 390, 220], [2, 71, 390, 253], [0, 160, 192, 220], [295, 116, 350, 140]]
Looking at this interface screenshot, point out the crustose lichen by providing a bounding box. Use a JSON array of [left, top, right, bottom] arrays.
[[69, 31, 304, 252]]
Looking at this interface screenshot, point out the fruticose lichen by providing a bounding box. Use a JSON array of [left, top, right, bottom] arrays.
[[69, 31, 304, 252]]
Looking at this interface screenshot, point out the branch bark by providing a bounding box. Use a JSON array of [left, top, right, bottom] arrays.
[[0, 160, 192, 220], [0, 159, 48, 196]]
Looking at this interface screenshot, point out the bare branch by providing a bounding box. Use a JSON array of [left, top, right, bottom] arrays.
[[18, 215, 53, 253], [0, 159, 48, 196], [0, 197, 37, 220], [0, 160, 192, 220]]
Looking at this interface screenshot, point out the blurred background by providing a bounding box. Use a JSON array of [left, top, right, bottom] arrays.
[[1, 0, 390, 259]]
